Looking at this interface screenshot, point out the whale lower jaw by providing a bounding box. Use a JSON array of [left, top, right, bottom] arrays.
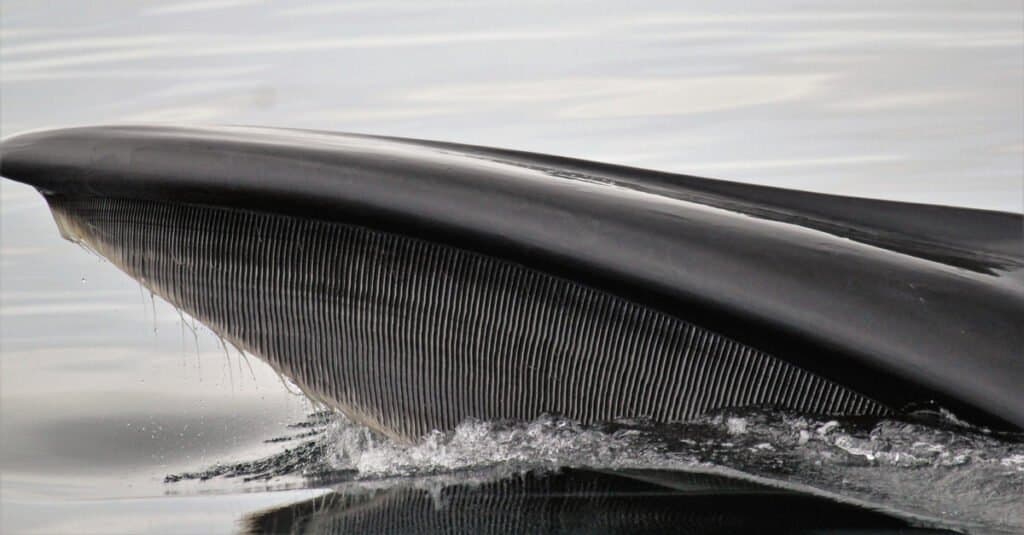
[[48, 195, 887, 442]]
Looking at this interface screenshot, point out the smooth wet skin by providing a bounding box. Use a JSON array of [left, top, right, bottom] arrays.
[[2, 125, 1023, 434]]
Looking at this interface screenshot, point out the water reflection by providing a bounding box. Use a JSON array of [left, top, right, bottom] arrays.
[[243, 469, 937, 534]]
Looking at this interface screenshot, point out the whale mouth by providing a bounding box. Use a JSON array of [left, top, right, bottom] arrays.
[[46, 193, 887, 442]]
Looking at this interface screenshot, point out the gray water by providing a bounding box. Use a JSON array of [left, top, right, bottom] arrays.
[[2, 1, 1022, 533]]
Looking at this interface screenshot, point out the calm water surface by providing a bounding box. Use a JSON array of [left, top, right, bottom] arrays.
[[1, 1, 1022, 533]]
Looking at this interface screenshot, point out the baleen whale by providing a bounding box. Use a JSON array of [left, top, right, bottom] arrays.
[[2, 125, 1021, 440]]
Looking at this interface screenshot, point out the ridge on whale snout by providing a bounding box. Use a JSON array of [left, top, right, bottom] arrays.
[[2, 124, 1021, 439]]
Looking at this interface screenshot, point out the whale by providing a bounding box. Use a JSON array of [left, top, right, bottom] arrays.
[[2, 125, 1021, 440]]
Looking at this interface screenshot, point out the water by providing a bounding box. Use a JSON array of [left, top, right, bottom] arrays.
[[2, 1, 1022, 533], [159, 410, 1024, 533]]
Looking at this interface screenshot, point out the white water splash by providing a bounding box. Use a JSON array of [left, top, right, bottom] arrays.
[[316, 409, 1024, 533], [324, 416, 663, 478], [170, 408, 1024, 533]]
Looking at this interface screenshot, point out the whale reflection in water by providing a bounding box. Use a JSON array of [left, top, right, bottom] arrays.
[[2, 125, 1022, 442], [243, 468, 948, 534]]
